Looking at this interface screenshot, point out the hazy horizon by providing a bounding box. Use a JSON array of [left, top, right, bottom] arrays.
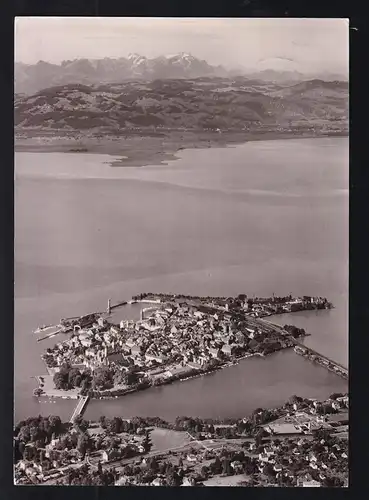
[[15, 17, 348, 76]]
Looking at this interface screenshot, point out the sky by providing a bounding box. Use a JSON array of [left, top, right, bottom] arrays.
[[15, 17, 349, 75]]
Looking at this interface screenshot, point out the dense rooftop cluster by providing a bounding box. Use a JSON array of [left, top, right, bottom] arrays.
[[39, 295, 317, 398]]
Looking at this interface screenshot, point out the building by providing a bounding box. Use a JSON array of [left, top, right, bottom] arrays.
[[102, 449, 120, 462], [208, 347, 221, 359], [302, 480, 321, 487]]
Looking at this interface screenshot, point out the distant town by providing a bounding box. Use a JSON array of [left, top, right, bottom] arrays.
[[14, 393, 348, 486], [33, 293, 345, 408]]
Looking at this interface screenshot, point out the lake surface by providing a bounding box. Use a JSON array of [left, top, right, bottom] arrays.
[[14, 137, 348, 422]]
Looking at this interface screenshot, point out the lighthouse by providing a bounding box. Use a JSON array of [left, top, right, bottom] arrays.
[[107, 298, 111, 314]]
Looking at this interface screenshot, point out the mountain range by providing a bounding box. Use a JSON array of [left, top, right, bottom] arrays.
[[15, 54, 227, 95], [15, 54, 347, 96]]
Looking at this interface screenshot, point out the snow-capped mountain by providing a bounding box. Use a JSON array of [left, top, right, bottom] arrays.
[[14, 54, 228, 95]]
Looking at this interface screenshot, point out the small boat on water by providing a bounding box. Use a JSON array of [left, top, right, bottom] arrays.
[[33, 324, 58, 334]]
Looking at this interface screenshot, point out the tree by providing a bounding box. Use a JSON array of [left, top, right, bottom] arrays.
[[289, 395, 303, 404], [107, 417, 122, 434], [148, 457, 159, 473], [123, 465, 133, 476], [73, 414, 83, 431], [330, 392, 344, 400], [80, 377, 91, 395], [210, 456, 222, 475], [68, 368, 81, 387], [77, 432, 91, 458], [126, 372, 139, 386], [23, 445, 35, 461], [29, 426, 40, 442], [200, 465, 209, 479], [166, 470, 181, 486], [18, 425, 31, 443], [222, 457, 231, 476], [53, 371, 69, 390], [142, 432, 152, 453], [92, 366, 113, 390], [48, 415, 62, 434]]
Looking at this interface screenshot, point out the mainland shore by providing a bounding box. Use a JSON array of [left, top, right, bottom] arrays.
[[14, 129, 348, 169]]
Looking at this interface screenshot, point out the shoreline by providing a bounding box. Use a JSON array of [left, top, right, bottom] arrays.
[[14, 130, 348, 169], [34, 349, 285, 402]]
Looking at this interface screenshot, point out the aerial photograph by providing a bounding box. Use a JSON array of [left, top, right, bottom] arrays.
[[14, 17, 348, 486]]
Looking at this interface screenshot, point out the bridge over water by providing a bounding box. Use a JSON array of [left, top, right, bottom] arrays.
[[70, 396, 90, 423], [259, 318, 348, 378]]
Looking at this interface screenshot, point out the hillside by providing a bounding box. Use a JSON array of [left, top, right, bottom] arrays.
[[15, 77, 348, 137]]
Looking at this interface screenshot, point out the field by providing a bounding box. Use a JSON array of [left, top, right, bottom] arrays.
[[150, 428, 192, 452], [202, 474, 249, 486]]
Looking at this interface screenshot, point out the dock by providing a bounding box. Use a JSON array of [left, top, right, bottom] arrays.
[[69, 395, 90, 423], [110, 300, 127, 310]]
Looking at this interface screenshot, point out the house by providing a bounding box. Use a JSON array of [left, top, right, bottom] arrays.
[[98, 317, 106, 327], [131, 345, 142, 356], [17, 460, 29, 471], [221, 344, 234, 355], [186, 454, 197, 462], [102, 449, 120, 462], [259, 452, 269, 462], [145, 353, 168, 364], [230, 460, 243, 473], [208, 347, 221, 358], [182, 476, 195, 486], [303, 480, 321, 487], [80, 338, 92, 348], [187, 361, 202, 370], [25, 466, 37, 477], [264, 447, 275, 458], [151, 477, 164, 486]]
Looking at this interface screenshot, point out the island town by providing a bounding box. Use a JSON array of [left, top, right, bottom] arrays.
[[32, 293, 346, 406], [14, 393, 348, 486]]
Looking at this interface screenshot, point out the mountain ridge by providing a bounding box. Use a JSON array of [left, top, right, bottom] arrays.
[[15, 55, 348, 95], [15, 54, 228, 95]]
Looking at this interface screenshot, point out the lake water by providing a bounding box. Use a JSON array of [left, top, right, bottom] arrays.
[[14, 137, 348, 422]]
